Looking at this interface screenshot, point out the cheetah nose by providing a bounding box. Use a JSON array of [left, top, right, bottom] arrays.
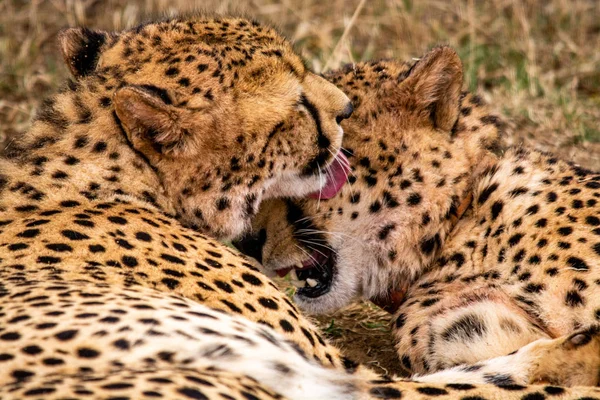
[[232, 229, 266, 264], [336, 102, 354, 124]]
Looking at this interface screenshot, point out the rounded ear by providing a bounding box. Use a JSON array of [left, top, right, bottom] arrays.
[[403, 46, 463, 132], [58, 27, 109, 78], [114, 85, 182, 156]]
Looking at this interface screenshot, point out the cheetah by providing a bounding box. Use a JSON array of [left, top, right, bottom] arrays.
[[1, 15, 598, 399], [238, 46, 600, 388]]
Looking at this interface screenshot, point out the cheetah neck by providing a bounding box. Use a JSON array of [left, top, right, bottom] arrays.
[[0, 83, 177, 216], [437, 148, 565, 275]]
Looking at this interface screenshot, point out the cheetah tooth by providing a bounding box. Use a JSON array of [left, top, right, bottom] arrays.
[[291, 279, 306, 288], [306, 278, 318, 287], [289, 269, 299, 281]]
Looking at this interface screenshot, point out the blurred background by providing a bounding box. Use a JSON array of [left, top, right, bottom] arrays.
[[1, 0, 599, 374]]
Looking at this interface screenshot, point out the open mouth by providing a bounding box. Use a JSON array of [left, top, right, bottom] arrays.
[[276, 248, 335, 298], [306, 151, 350, 200]]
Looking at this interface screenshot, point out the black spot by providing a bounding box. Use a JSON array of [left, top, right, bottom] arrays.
[[115, 238, 134, 250], [508, 233, 524, 246], [395, 314, 406, 329], [341, 356, 359, 373], [62, 229, 90, 240], [420, 234, 441, 255], [279, 319, 295, 332], [557, 226, 573, 236], [161, 278, 180, 289], [37, 256, 61, 264], [491, 201, 503, 220], [567, 257, 589, 271], [369, 387, 402, 399], [176, 387, 208, 399], [122, 256, 138, 267], [364, 175, 378, 187], [544, 386, 565, 396], [107, 216, 127, 225], [416, 387, 448, 396], [214, 280, 234, 294], [478, 183, 498, 205], [565, 290, 584, 307], [400, 180, 411, 189], [442, 314, 486, 341], [135, 231, 152, 242], [446, 383, 475, 391], [0, 332, 20, 341], [89, 244, 106, 253], [46, 243, 73, 252], [258, 297, 278, 310], [8, 243, 28, 251], [51, 171, 68, 180], [92, 141, 107, 152], [23, 387, 56, 396], [60, 200, 80, 207], [586, 181, 600, 189], [77, 347, 99, 358], [407, 193, 422, 206], [74, 219, 95, 227], [497, 384, 528, 391], [509, 187, 529, 197], [216, 197, 230, 210], [421, 298, 440, 307], [521, 393, 546, 400], [378, 223, 396, 240], [449, 252, 465, 267], [55, 330, 78, 341], [586, 216, 600, 226], [17, 229, 40, 238], [524, 283, 544, 294], [11, 369, 35, 382], [160, 253, 186, 265], [241, 273, 263, 286]]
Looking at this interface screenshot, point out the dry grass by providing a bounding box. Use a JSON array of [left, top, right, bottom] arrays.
[[1, 0, 599, 375]]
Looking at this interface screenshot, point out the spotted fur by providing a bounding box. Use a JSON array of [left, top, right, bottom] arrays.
[[243, 47, 600, 388], [1, 17, 598, 399]]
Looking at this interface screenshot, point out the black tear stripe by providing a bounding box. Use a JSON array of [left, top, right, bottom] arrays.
[[300, 95, 332, 176]]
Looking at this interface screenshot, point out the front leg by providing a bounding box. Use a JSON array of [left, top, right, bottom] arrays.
[[414, 326, 600, 387]]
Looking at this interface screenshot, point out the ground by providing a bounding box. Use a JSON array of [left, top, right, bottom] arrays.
[[1, 0, 599, 377]]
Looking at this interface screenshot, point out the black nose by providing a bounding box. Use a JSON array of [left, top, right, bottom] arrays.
[[336, 102, 354, 124], [232, 229, 266, 264]]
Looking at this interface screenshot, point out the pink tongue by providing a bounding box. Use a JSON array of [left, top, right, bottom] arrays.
[[276, 268, 292, 277], [308, 152, 350, 200]]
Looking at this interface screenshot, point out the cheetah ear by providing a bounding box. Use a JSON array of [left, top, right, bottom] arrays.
[[403, 46, 463, 132], [59, 27, 109, 78], [114, 85, 187, 157]]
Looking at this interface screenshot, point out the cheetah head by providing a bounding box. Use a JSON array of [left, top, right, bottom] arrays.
[[58, 15, 352, 240], [236, 47, 504, 313]]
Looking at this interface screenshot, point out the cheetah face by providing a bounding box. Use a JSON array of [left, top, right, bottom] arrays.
[[236, 48, 503, 313], [59, 16, 352, 240]]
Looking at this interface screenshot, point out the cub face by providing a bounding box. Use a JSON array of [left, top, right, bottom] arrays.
[[59, 16, 352, 240], [236, 47, 503, 313]]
